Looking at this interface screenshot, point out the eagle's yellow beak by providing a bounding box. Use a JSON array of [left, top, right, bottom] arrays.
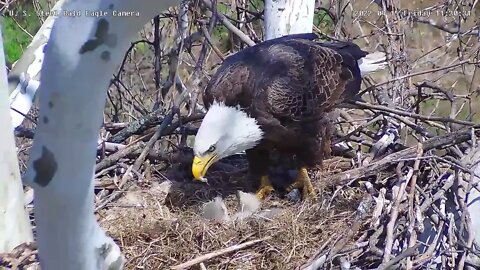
[[192, 154, 216, 182]]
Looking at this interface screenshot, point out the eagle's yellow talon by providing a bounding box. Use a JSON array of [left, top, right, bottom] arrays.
[[287, 167, 317, 199], [302, 179, 317, 199], [256, 175, 275, 199]]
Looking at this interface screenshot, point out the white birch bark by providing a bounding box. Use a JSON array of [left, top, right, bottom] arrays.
[[263, 0, 316, 40], [22, 0, 178, 269], [8, 0, 65, 128], [0, 25, 33, 253]]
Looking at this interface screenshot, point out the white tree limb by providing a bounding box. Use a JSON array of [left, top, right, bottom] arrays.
[[8, 0, 65, 128], [263, 0, 315, 40], [22, 1, 178, 269], [0, 22, 33, 254]]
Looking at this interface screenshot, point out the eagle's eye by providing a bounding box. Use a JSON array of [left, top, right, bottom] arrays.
[[207, 145, 216, 153]]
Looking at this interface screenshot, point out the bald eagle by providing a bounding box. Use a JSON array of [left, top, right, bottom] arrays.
[[191, 33, 386, 199]]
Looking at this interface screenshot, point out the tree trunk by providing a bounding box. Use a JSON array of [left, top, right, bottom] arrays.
[[263, 0, 315, 40], [0, 24, 33, 254], [8, 0, 65, 128], [21, 0, 178, 268]]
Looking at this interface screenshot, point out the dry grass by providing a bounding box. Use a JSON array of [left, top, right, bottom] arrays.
[[98, 158, 363, 270]]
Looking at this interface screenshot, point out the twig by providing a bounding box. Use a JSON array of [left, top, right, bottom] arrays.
[[300, 234, 336, 270], [111, 40, 154, 88], [326, 195, 373, 265], [170, 236, 271, 269], [406, 143, 424, 268], [351, 101, 479, 127], [153, 14, 162, 98], [95, 143, 142, 172], [160, 1, 190, 99], [412, 219, 445, 267], [415, 81, 454, 102], [378, 243, 421, 270], [197, 3, 225, 61], [415, 18, 479, 36], [383, 166, 414, 262], [108, 108, 165, 143], [201, 23, 225, 60], [132, 101, 183, 171], [201, 0, 255, 46], [418, 174, 455, 214], [359, 59, 475, 95], [327, 128, 479, 186]]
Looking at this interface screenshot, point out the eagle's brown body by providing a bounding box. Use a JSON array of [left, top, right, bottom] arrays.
[[202, 33, 367, 186]]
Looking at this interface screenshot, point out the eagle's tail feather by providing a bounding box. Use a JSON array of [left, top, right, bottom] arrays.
[[357, 51, 387, 77]]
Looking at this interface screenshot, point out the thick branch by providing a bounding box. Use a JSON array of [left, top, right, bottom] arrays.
[[327, 128, 478, 186]]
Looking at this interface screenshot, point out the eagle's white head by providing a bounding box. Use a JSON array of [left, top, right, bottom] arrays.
[[192, 101, 264, 182]]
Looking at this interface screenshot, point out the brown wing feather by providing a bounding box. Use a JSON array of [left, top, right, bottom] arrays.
[[203, 62, 253, 109], [261, 39, 354, 122], [202, 36, 363, 125]]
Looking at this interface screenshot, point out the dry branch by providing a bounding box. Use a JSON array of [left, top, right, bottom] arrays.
[[201, 0, 255, 46], [351, 101, 479, 127], [108, 108, 165, 143], [415, 17, 479, 36], [327, 128, 478, 186], [170, 236, 271, 269]]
